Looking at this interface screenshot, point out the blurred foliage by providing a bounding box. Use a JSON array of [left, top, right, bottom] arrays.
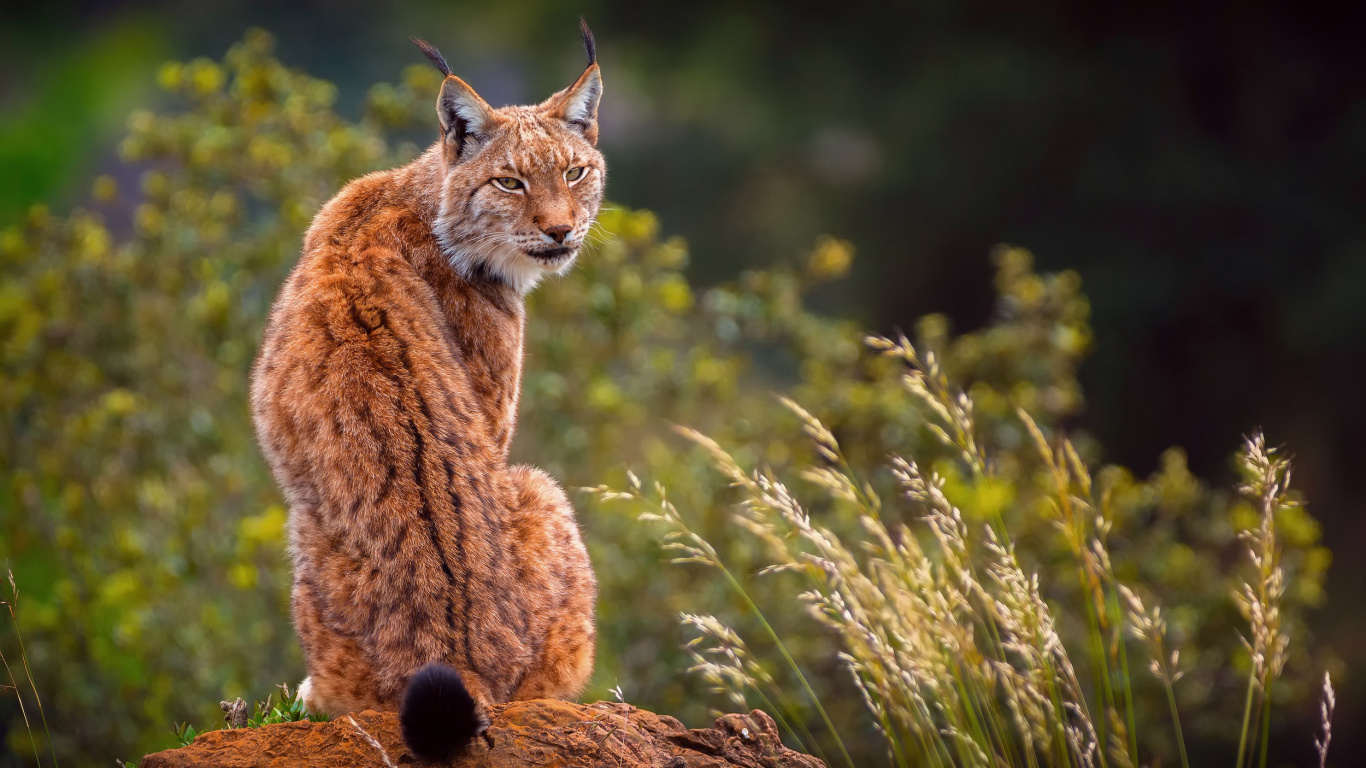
[[0, 17, 166, 228], [0, 30, 1331, 766]]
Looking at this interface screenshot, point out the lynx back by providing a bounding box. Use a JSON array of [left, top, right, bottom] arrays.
[[249, 23, 603, 763]]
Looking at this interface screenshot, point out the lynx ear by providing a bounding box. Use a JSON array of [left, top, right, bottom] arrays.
[[412, 37, 495, 162], [547, 20, 602, 144], [552, 66, 602, 144], [437, 75, 495, 161]]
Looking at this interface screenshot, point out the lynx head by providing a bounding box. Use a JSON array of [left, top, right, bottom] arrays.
[[414, 22, 605, 295]]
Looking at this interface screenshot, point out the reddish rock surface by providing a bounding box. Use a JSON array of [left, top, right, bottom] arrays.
[[140, 699, 826, 767]]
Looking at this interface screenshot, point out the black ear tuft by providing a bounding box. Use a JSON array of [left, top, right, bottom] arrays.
[[579, 17, 596, 66], [411, 37, 452, 77]]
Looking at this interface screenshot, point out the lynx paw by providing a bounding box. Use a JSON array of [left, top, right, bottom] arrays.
[[297, 677, 317, 711]]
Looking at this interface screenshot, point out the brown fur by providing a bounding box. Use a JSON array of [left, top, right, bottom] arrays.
[[250, 41, 604, 720]]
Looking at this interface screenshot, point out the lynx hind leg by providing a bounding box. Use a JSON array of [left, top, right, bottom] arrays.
[[292, 579, 386, 717], [295, 676, 346, 719], [506, 465, 597, 701], [297, 677, 317, 712]]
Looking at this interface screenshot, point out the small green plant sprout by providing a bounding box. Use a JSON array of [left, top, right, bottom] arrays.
[[170, 682, 329, 749], [170, 722, 199, 749], [247, 682, 326, 727]]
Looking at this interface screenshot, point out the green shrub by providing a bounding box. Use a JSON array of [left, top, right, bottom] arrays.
[[0, 30, 1333, 766]]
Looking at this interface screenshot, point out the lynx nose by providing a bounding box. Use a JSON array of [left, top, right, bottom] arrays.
[[542, 224, 572, 244]]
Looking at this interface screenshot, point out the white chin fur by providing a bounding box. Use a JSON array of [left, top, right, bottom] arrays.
[[447, 241, 577, 295]]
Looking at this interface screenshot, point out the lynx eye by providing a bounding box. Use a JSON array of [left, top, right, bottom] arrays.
[[564, 166, 587, 183], [492, 177, 524, 192]]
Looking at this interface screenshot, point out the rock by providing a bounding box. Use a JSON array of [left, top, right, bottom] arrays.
[[140, 699, 826, 767]]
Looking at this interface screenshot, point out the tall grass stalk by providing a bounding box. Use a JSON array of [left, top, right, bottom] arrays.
[[588, 472, 856, 768], [1233, 434, 1291, 768], [605, 328, 1329, 767], [3, 570, 59, 768], [1314, 672, 1335, 768], [679, 611, 824, 760]]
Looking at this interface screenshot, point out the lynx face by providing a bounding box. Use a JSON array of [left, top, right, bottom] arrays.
[[430, 51, 605, 294]]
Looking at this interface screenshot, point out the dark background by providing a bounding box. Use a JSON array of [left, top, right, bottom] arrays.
[[3, 0, 1363, 761]]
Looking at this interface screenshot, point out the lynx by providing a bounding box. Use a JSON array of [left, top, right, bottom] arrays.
[[249, 23, 603, 761]]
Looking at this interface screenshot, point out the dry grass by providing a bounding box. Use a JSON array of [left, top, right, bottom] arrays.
[[2, 571, 58, 768], [596, 333, 1334, 768], [1314, 672, 1335, 768], [1233, 434, 1294, 768]]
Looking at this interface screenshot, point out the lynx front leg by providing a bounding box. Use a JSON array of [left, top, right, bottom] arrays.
[[505, 465, 597, 700]]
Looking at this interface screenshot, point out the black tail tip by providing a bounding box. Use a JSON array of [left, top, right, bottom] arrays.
[[400, 663, 483, 763]]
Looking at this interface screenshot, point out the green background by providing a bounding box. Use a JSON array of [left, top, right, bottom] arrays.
[[1, 0, 1361, 764]]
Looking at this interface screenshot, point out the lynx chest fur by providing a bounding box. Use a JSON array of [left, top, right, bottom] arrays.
[[249, 26, 604, 762]]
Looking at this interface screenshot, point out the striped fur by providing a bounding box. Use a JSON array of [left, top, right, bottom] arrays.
[[249, 41, 603, 725]]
